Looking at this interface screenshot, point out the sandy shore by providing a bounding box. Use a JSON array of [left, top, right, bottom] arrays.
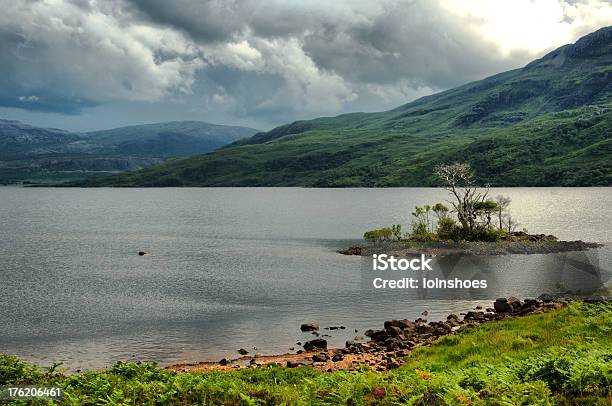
[[165, 295, 608, 374]]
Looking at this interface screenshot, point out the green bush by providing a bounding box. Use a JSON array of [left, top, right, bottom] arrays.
[[363, 227, 393, 241], [436, 217, 459, 241], [463, 226, 504, 242], [517, 349, 612, 397]]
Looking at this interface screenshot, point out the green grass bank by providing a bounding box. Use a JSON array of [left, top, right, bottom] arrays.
[[1, 301, 610, 405]]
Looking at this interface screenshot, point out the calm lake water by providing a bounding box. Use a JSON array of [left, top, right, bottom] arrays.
[[0, 187, 610, 370]]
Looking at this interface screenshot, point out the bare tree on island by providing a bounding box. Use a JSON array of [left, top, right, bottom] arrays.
[[494, 195, 512, 229], [363, 162, 516, 242], [433, 163, 489, 234]]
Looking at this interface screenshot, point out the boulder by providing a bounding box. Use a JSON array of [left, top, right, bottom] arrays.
[[464, 311, 485, 321], [300, 323, 320, 331], [523, 299, 543, 309], [384, 319, 415, 330], [507, 297, 522, 312], [537, 293, 555, 302], [237, 348, 249, 355], [365, 329, 388, 341], [303, 338, 327, 351], [312, 353, 329, 362], [494, 298, 512, 313], [338, 246, 362, 255], [385, 326, 403, 336], [332, 354, 344, 362], [219, 358, 229, 366]]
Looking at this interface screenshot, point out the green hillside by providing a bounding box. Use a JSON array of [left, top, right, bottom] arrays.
[[0, 120, 257, 184], [81, 27, 612, 187]]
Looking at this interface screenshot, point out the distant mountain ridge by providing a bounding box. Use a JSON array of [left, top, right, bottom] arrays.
[[83, 121, 258, 157], [0, 120, 258, 183], [82, 26, 611, 187]]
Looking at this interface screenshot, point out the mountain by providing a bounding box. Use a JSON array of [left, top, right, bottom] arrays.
[[81, 121, 258, 157], [0, 120, 81, 159], [0, 121, 258, 184], [73, 27, 612, 186]]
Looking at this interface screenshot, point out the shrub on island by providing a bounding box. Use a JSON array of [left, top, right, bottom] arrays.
[[363, 163, 523, 243]]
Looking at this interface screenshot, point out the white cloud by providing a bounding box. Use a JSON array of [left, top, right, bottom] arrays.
[[18, 95, 40, 102], [0, 0, 204, 110], [0, 0, 610, 125], [440, 0, 612, 55]]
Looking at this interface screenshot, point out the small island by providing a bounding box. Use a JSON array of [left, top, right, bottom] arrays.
[[340, 163, 602, 257]]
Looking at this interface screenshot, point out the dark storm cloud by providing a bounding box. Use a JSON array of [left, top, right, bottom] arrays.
[[0, 0, 610, 128], [127, 0, 248, 43]]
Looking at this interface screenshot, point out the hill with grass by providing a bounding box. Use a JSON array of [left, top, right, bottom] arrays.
[[81, 26, 612, 187], [0, 120, 258, 184]]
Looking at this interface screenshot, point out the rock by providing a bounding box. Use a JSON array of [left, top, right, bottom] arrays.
[[585, 295, 608, 303], [384, 319, 415, 330], [415, 324, 434, 334], [289, 347, 294, 351], [237, 348, 249, 355], [385, 326, 403, 336], [332, 354, 344, 362], [355, 329, 358, 333], [507, 297, 522, 312], [387, 359, 402, 369], [296, 350, 303, 354], [303, 338, 327, 351], [338, 246, 362, 255], [464, 311, 485, 321], [138, 251, 147, 256], [219, 358, 229, 366], [520, 306, 537, 315], [537, 293, 555, 302], [300, 323, 320, 331], [494, 298, 512, 313], [365, 329, 388, 341], [312, 353, 329, 362], [523, 299, 543, 309], [287, 361, 300, 368], [447, 314, 459, 321], [421, 310, 428, 316]]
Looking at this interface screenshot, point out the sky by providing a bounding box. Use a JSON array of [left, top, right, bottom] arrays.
[[0, 0, 610, 132]]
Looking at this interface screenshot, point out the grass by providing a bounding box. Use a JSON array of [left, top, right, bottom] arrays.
[[2, 301, 611, 405]]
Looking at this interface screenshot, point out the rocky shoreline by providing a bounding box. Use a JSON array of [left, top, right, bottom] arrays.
[[166, 294, 609, 374], [338, 232, 602, 257]]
